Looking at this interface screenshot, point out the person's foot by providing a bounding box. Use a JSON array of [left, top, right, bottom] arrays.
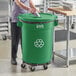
[[11, 58, 17, 65]]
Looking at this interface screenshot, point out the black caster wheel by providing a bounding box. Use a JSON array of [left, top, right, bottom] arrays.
[[71, 24, 75, 29], [2, 35, 7, 40], [21, 64, 26, 68], [43, 65, 48, 70], [29, 66, 35, 71]]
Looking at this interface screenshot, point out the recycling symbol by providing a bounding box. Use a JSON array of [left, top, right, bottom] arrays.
[[34, 39, 44, 48]]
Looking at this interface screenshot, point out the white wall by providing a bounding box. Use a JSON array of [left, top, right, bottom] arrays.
[[32, 0, 43, 5]]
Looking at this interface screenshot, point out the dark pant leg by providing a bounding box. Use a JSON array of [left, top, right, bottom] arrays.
[[11, 22, 21, 59]]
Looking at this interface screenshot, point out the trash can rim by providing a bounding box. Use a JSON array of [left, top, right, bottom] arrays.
[[18, 13, 58, 22], [19, 19, 58, 24]]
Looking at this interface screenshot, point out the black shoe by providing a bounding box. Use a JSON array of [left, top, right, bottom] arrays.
[[11, 58, 17, 65]]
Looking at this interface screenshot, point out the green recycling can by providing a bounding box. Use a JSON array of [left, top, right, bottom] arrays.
[[17, 13, 58, 64]]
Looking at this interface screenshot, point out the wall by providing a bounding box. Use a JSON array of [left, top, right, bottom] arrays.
[[32, 0, 43, 5]]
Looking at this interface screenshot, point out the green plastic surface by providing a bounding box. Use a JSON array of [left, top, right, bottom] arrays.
[[17, 13, 58, 64], [18, 13, 57, 22]]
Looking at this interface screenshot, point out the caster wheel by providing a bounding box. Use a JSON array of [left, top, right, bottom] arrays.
[[2, 35, 7, 40], [21, 64, 26, 68], [71, 24, 75, 29], [43, 65, 48, 70], [29, 66, 35, 71]]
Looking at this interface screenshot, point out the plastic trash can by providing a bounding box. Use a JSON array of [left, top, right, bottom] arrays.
[[17, 13, 58, 71]]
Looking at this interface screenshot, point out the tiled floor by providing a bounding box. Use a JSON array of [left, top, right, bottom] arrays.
[[1, 26, 76, 76]]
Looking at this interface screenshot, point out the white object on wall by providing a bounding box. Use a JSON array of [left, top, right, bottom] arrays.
[[32, 0, 43, 5]]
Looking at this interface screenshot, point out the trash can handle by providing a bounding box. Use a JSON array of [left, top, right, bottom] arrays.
[[17, 20, 22, 27]]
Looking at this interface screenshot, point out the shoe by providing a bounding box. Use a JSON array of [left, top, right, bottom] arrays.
[[11, 58, 17, 65]]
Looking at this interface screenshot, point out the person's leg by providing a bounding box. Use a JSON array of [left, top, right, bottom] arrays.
[[11, 22, 21, 65], [20, 29, 22, 49]]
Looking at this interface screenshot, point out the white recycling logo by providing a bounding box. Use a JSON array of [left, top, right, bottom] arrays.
[[34, 39, 44, 48]]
